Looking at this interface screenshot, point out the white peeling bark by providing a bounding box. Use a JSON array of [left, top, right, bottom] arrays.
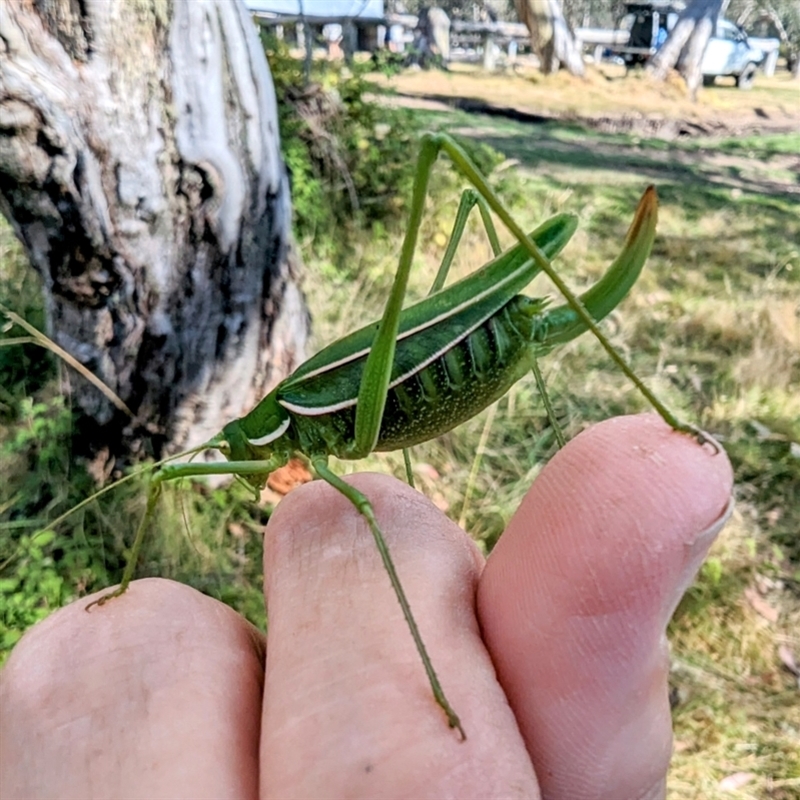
[[0, 0, 307, 461]]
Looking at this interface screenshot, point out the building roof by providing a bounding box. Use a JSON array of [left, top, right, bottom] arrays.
[[244, 0, 384, 20]]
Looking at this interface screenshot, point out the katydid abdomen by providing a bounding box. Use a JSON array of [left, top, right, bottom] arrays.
[[290, 294, 546, 454]]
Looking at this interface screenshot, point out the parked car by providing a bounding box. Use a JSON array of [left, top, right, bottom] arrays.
[[700, 19, 765, 88], [611, 1, 768, 89]]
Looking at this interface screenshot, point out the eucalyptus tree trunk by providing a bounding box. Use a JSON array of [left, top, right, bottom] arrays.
[[514, 0, 585, 76], [647, 0, 724, 99], [0, 0, 307, 464]]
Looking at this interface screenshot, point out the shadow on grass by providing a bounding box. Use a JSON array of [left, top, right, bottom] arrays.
[[434, 109, 800, 205]]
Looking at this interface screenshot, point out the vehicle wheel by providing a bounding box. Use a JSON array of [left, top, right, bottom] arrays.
[[702, 75, 716, 87], [736, 63, 757, 89]]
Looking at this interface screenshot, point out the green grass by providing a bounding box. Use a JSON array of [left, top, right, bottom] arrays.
[[1, 80, 799, 798]]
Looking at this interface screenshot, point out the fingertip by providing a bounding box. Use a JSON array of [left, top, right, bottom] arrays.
[[477, 413, 734, 799], [496, 413, 734, 584], [263, 472, 480, 606], [1, 579, 264, 799]]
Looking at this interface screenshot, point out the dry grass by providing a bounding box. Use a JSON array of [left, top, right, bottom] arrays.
[[375, 62, 800, 132]]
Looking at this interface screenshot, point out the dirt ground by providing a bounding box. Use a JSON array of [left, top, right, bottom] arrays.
[[377, 62, 800, 139], [374, 63, 799, 200]]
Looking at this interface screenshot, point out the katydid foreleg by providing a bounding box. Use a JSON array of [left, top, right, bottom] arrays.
[[85, 455, 286, 611]]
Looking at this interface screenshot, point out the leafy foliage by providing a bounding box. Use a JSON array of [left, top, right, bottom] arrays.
[[264, 36, 422, 265], [0, 246, 52, 420], [263, 36, 503, 272]]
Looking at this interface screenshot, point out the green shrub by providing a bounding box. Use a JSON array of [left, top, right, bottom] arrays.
[[264, 37, 423, 262], [262, 37, 503, 272]]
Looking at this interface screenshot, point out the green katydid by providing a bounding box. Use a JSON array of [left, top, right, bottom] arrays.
[[37, 133, 697, 740]]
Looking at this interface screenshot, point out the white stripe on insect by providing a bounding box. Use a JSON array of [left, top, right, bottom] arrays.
[[293, 256, 532, 382], [278, 312, 492, 416], [246, 417, 291, 446]]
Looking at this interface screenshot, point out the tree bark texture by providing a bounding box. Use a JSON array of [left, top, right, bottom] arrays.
[[0, 0, 308, 462], [647, 0, 724, 99], [514, 0, 585, 76]]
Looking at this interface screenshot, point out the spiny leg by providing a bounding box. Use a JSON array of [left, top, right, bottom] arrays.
[[457, 400, 499, 530], [424, 133, 701, 441], [8, 442, 217, 583], [313, 458, 465, 740]]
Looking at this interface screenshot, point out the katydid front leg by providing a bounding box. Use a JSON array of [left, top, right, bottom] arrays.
[[85, 457, 285, 611]]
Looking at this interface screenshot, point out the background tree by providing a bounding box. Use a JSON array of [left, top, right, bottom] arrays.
[[647, 0, 725, 97], [514, 0, 586, 75], [0, 0, 308, 466], [732, 0, 800, 78]]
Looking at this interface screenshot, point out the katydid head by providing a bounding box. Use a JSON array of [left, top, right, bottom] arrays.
[[219, 419, 248, 461], [217, 390, 293, 489]]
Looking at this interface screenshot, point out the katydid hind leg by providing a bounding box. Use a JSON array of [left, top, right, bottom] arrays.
[[313, 459, 466, 739], [426, 133, 695, 438], [468, 186, 567, 449], [352, 140, 441, 459], [430, 189, 501, 294], [400, 188, 503, 485]]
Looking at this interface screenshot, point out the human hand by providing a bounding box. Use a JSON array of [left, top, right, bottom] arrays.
[[0, 414, 733, 799]]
